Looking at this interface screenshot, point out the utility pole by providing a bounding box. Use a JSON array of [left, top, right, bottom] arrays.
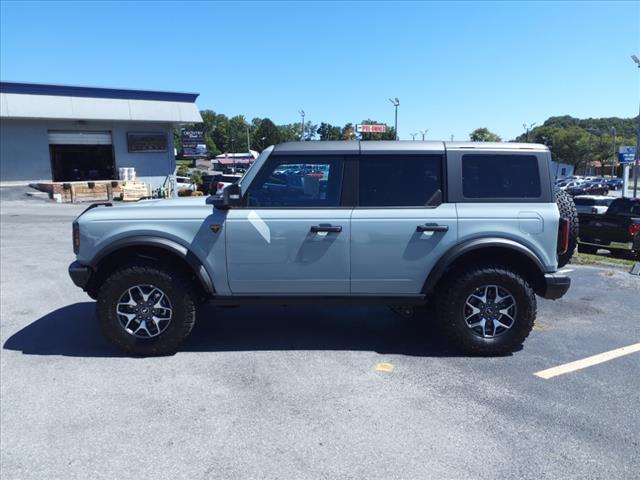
[[632, 55, 640, 198], [523, 122, 536, 142], [246, 124, 251, 152], [611, 126, 617, 178], [389, 98, 399, 140], [420, 129, 429, 141], [299, 110, 305, 141]]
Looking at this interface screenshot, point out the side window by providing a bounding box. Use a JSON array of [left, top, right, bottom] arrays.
[[462, 154, 541, 198], [359, 155, 443, 207], [246, 156, 344, 207]]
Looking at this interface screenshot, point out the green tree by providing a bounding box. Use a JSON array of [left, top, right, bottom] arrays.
[[255, 118, 281, 147], [342, 123, 356, 140], [470, 128, 502, 142], [318, 123, 342, 141]]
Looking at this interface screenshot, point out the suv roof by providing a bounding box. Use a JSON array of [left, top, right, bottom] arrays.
[[272, 140, 548, 156]]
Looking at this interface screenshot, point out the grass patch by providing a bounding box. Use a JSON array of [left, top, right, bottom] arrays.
[[570, 252, 636, 268]]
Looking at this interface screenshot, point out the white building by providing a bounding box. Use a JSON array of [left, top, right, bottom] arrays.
[[0, 81, 202, 189]]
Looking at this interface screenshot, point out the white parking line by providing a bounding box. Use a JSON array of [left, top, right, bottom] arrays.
[[534, 343, 640, 379]]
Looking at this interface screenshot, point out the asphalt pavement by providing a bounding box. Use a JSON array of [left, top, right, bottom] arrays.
[[1, 191, 639, 480]]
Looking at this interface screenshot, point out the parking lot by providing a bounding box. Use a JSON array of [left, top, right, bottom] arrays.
[[1, 188, 639, 480]]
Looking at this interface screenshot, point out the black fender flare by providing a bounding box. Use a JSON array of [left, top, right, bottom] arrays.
[[422, 237, 546, 294], [90, 236, 215, 295]]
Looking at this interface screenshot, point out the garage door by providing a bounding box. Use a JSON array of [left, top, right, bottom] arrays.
[[48, 130, 112, 145]]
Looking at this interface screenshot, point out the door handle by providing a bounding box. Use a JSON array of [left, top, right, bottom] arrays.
[[416, 224, 449, 233], [310, 225, 342, 233]]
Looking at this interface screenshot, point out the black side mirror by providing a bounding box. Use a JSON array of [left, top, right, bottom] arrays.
[[206, 183, 243, 209]]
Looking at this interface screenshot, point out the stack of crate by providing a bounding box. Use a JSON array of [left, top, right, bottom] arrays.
[[120, 181, 149, 201]]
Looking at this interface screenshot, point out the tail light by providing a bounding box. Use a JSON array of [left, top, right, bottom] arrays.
[[558, 218, 570, 254], [72, 222, 80, 254], [629, 223, 640, 238], [217, 182, 224, 191]]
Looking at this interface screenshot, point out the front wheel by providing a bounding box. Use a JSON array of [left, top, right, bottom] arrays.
[[435, 264, 537, 355], [96, 260, 198, 356]]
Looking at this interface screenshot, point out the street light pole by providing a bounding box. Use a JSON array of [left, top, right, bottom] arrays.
[[610, 126, 617, 178], [420, 129, 429, 141], [299, 110, 305, 141], [389, 98, 399, 140], [523, 122, 536, 142], [632, 55, 640, 198], [410, 133, 417, 141]]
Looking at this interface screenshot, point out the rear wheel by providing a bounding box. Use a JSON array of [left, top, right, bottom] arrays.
[[96, 260, 198, 356], [555, 187, 578, 268], [435, 264, 536, 355]]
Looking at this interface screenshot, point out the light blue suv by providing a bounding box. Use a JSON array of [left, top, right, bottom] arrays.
[[69, 141, 573, 356]]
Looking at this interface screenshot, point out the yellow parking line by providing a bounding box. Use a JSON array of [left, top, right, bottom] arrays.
[[534, 343, 640, 379]]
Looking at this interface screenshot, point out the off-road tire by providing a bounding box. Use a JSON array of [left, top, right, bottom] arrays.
[[577, 243, 598, 255], [555, 187, 578, 268], [435, 264, 537, 355], [96, 260, 197, 356]]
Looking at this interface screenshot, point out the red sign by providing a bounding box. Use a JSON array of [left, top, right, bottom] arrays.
[[356, 124, 386, 133]]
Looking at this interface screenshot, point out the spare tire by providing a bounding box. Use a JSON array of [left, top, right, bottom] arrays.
[[555, 187, 578, 268]]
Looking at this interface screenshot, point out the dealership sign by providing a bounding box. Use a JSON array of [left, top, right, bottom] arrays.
[[619, 146, 636, 164], [181, 129, 207, 157], [356, 124, 386, 133]]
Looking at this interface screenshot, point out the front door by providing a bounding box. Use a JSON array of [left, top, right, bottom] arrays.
[[350, 151, 458, 294], [226, 154, 350, 294]]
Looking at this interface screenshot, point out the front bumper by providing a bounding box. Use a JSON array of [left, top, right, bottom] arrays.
[[69, 261, 92, 289], [542, 273, 571, 300]]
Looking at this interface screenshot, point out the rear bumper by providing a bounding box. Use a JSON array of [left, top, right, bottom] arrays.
[[542, 273, 571, 300], [69, 261, 92, 289]]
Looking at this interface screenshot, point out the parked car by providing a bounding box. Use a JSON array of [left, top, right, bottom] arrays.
[[573, 195, 614, 215], [559, 181, 582, 191], [606, 178, 624, 190], [175, 176, 196, 192], [69, 141, 573, 356], [578, 197, 640, 258], [214, 174, 244, 196], [566, 180, 609, 196]]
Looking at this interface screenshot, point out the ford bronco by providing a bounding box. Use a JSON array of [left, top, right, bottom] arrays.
[[69, 141, 574, 356]]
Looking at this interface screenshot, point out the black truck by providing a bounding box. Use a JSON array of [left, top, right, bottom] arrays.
[[578, 197, 640, 258]]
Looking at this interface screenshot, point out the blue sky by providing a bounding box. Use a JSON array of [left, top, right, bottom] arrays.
[[1, 0, 638, 140]]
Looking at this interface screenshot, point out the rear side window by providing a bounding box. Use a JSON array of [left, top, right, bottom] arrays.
[[462, 154, 541, 198], [359, 155, 442, 207]]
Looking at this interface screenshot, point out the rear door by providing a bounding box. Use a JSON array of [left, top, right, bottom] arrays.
[[350, 144, 458, 294], [226, 153, 351, 294]]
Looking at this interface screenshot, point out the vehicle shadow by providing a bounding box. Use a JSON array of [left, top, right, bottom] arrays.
[[3, 302, 495, 358]]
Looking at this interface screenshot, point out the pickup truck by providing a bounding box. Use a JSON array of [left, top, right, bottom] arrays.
[[578, 197, 640, 258], [69, 141, 574, 356]]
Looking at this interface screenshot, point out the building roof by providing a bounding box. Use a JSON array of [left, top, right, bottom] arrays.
[[0, 81, 202, 123], [0, 81, 198, 102]]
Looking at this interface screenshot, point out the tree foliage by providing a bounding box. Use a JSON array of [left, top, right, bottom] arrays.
[[470, 127, 502, 142], [513, 115, 638, 172], [178, 109, 637, 176]]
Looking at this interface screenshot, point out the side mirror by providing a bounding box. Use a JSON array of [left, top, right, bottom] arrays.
[[206, 183, 243, 209]]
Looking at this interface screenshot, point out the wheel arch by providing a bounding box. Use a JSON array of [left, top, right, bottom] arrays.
[[423, 238, 547, 296], [88, 236, 215, 297]]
